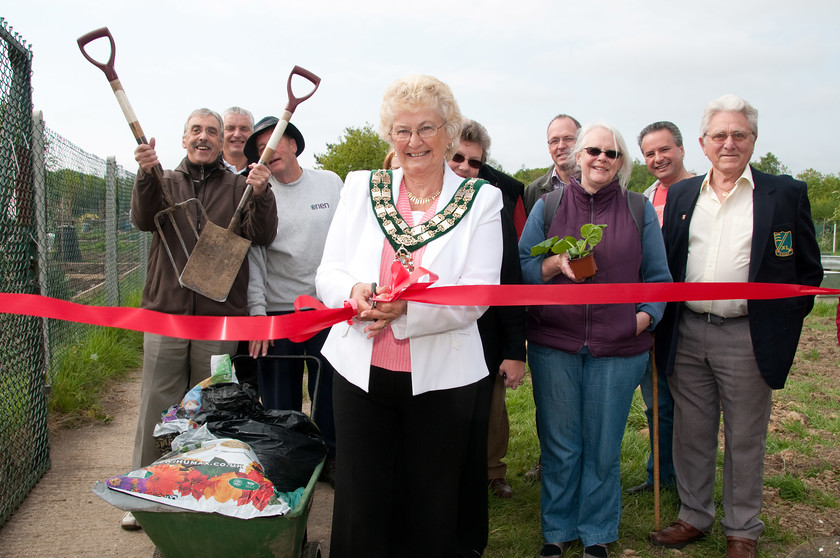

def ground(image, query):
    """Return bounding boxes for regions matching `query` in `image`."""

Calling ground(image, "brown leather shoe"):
[524,461,542,483]
[489,477,514,498]
[726,536,757,558]
[649,519,706,548]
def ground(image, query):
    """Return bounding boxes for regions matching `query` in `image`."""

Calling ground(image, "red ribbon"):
[1,282,838,342]
[372,262,438,303]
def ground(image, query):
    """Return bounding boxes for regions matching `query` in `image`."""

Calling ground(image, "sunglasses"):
[583,147,622,160]
[451,152,482,169]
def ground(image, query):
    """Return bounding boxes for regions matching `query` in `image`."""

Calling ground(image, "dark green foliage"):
[513,166,551,185]
[313,124,391,181]
[753,152,791,176]
[627,159,655,193]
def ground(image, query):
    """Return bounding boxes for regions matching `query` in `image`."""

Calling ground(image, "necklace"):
[406,188,442,205]
[719,185,735,198]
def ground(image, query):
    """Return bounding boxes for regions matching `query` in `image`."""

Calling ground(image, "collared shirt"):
[685,166,754,317]
[651,181,669,227]
[549,166,571,191]
[222,158,248,175]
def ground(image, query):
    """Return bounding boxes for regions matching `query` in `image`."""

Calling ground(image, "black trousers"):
[457,370,495,556]
[330,367,478,558]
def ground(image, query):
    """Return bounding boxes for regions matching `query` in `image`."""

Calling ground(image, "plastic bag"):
[152,416,192,456]
[203,411,327,492]
[180,354,240,419]
[169,423,218,454]
[193,382,263,422]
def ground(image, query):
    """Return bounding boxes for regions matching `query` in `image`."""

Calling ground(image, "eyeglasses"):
[548,136,577,147]
[583,147,622,160]
[704,130,753,144]
[451,152,482,169]
[391,122,446,142]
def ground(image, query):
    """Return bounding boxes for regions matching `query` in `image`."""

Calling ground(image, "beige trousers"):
[132,333,238,469]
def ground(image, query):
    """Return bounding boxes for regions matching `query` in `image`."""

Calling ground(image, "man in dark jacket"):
[650,95,822,558]
[123,108,277,530]
[449,118,527,557]
[523,114,581,216]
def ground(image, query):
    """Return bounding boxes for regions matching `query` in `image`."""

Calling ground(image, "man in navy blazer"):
[650,95,822,558]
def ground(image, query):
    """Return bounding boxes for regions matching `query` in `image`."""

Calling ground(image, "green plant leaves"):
[530,224,607,259]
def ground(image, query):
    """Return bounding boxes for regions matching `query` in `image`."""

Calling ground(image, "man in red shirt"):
[625,121,694,495]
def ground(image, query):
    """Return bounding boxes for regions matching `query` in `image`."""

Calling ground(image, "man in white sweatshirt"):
[244,116,343,485]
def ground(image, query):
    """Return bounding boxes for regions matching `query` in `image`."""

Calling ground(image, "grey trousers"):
[132,333,238,469]
[668,310,772,539]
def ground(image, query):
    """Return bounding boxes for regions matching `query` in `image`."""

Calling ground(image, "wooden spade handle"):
[77,27,171,206]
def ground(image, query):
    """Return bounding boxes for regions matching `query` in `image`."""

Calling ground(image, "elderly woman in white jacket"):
[316,75,503,558]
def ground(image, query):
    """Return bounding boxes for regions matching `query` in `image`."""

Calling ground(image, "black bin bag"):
[193,383,327,492]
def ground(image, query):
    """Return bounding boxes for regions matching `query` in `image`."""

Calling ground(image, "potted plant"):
[531,223,607,279]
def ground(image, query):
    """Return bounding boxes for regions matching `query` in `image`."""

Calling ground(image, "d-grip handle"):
[233,65,320,232]
[256,65,322,167]
[77,27,118,81]
[77,26,169,206]
[285,65,321,113]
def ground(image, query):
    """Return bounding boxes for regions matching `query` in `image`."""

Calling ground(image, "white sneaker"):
[120,511,141,531]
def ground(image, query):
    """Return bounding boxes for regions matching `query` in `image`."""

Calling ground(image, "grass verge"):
[48,290,144,427]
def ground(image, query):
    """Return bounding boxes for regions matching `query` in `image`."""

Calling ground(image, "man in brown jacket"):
[123,108,277,530]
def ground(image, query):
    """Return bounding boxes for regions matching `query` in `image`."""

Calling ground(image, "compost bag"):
[193,383,327,492]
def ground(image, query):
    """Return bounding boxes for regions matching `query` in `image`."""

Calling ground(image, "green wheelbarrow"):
[135,455,324,558]
[136,354,326,558]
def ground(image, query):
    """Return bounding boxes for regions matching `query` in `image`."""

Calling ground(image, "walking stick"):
[651,345,661,530]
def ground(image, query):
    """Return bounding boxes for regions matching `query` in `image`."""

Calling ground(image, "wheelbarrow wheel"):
[301,540,322,558]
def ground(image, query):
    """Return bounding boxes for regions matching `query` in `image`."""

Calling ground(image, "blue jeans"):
[529,343,647,547]
[639,355,676,486]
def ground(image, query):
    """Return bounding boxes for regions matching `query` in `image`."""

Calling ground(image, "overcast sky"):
[5,0,839,178]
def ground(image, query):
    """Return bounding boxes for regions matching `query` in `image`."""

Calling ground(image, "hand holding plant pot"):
[531,223,607,280]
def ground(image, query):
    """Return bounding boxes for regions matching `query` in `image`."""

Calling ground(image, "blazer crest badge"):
[773,230,793,257]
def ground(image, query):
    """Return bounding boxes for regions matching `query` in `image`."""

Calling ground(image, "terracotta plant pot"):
[569,253,597,279]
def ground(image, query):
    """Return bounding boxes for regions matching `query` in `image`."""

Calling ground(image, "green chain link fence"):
[0,18,146,527]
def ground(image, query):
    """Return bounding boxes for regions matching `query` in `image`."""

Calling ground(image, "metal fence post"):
[32,110,51,384]
[105,156,119,306]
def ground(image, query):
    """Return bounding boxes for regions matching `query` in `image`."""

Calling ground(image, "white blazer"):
[316,165,503,395]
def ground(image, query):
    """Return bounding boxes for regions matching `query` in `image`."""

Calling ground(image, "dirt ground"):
[0,314,837,557]
[760,313,840,550]
[0,370,334,558]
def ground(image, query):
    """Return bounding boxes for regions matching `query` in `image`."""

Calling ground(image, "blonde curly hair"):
[378,75,463,160]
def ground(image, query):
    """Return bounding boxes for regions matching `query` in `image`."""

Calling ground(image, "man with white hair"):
[649,95,822,558]
[222,106,254,174]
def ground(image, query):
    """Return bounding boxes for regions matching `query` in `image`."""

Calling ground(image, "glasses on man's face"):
[391,122,446,142]
[548,136,577,147]
[583,147,622,160]
[451,152,482,169]
[704,130,753,144]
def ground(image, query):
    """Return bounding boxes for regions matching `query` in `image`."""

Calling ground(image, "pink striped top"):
[370,182,440,372]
